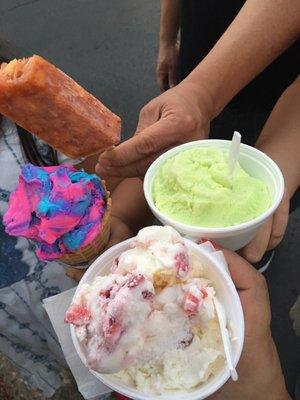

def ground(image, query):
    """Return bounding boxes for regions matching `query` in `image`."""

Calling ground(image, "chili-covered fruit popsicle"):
[0,55,121,158]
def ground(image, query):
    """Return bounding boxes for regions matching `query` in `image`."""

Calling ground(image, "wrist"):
[256,338,288,400]
[175,80,216,122]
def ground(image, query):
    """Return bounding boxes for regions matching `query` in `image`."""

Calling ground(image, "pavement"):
[0,1,299,399]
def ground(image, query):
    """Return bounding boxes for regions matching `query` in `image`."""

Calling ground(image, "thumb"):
[98,117,179,169]
[96,146,173,178]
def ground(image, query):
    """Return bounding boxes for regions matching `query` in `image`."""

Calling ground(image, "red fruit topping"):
[127,274,145,288]
[201,288,208,298]
[178,333,194,349]
[142,290,154,300]
[104,315,122,345]
[100,287,112,298]
[175,251,190,278]
[184,291,203,316]
[65,304,91,326]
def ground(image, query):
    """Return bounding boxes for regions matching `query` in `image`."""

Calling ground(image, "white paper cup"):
[144,140,284,251]
[70,237,244,400]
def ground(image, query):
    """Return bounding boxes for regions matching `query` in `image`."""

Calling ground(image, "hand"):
[96,82,213,178]
[66,215,133,282]
[208,250,289,400]
[156,40,179,92]
[240,189,290,263]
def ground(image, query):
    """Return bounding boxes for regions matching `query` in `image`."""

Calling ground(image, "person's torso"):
[179,0,300,112]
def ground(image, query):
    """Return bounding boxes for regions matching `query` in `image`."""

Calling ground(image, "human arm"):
[255,76,300,198]
[157,0,180,91]
[97,0,300,178]
[184,0,300,117]
[208,250,291,400]
[241,76,300,263]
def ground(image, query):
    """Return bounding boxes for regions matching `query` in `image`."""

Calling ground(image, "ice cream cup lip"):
[70,236,245,400]
[144,139,285,234]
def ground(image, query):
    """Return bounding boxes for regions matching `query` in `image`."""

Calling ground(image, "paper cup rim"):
[143,140,285,234]
[70,236,245,400]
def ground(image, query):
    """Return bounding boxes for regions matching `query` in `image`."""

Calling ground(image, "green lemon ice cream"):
[152,147,271,227]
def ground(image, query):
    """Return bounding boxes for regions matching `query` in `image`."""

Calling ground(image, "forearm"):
[159,0,180,45]
[256,76,300,198]
[182,0,300,118]
[111,178,153,234]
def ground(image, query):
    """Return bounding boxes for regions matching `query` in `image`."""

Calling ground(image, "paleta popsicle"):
[0,55,121,158]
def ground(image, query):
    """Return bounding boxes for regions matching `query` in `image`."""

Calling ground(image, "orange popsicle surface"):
[0,55,121,158]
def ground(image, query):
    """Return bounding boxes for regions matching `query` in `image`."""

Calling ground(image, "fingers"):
[240,191,290,263]
[168,66,178,89]
[97,117,179,171]
[135,102,160,134]
[157,70,169,92]
[96,145,175,178]
[222,249,260,291]
[268,190,290,250]
[223,249,271,338]
[157,68,177,92]
[66,267,85,282]
[239,218,273,263]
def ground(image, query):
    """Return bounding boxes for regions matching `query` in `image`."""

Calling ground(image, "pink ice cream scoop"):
[3,163,107,260]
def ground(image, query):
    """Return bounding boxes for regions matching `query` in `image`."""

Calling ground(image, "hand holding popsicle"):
[96,82,212,178]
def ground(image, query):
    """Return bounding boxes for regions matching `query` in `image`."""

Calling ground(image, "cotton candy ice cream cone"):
[60,196,111,266]
[3,163,111,267]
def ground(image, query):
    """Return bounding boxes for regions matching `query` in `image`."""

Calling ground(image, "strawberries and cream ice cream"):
[65,226,224,393]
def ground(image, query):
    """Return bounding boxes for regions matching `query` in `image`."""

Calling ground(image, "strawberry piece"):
[65,304,91,326]
[174,251,190,278]
[184,288,203,316]
[106,316,122,341]
[99,287,113,298]
[127,274,145,288]
[142,290,154,299]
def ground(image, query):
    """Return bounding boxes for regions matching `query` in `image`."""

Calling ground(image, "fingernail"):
[210,240,221,250]
[198,238,221,250]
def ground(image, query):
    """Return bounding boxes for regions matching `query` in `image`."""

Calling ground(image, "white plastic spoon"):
[213,297,238,381]
[228,131,242,179]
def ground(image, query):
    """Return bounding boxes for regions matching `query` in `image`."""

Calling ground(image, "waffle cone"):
[60,182,111,266]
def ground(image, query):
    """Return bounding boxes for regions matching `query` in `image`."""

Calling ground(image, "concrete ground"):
[0,1,299,399]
